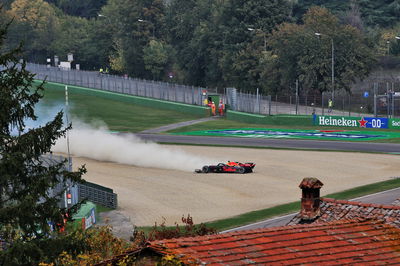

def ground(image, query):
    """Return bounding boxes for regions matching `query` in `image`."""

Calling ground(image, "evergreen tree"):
[0,21,85,264]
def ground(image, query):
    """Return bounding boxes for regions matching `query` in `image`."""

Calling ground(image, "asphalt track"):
[135,133,400,153]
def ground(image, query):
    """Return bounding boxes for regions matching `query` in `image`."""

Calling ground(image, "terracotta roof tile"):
[392,198,400,206]
[148,219,400,265]
[288,197,400,227]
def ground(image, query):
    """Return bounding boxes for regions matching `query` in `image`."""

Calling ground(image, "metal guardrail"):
[26,63,400,117]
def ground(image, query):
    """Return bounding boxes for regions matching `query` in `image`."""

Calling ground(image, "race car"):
[195,161,255,174]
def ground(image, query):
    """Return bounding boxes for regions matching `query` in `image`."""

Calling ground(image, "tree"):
[0,21,85,264]
[164,0,290,90]
[100,0,166,78]
[44,0,107,18]
[6,0,61,62]
[341,0,364,31]
[292,0,400,29]
[267,6,375,95]
[143,39,170,80]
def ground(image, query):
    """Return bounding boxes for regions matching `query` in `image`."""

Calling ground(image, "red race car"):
[196,161,255,174]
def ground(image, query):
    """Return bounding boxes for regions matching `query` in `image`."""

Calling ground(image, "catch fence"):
[227,85,400,118]
[27,63,400,117]
[27,63,206,106]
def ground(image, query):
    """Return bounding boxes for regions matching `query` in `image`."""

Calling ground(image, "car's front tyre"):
[202,166,209,173]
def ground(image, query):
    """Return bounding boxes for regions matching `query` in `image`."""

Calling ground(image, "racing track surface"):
[135,133,400,153]
[74,146,400,227]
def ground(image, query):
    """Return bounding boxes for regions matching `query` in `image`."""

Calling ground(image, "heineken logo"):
[317,115,389,129]
[318,116,358,127]
[392,120,400,127]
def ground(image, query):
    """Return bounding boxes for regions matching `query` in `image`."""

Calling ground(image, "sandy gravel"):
[72,145,400,226]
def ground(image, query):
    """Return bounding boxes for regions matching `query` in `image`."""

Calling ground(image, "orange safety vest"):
[218,102,224,114]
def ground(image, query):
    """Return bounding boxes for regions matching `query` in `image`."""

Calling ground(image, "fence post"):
[183,85,186,103]
[268,95,271,115]
[373,82,377,117]
[348,93,351,117]
[305,95,308,115]
[386,82,389,118]
[175,84,177,102]
[321,92,325,116]
[342,95,345,116]
[295,79,299,115]
[392,82,395,118]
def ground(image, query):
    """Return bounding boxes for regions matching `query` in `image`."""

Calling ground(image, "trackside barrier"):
[316,115,400,130]
[36,80,210,117]
[27,63,205,106]
[78,181,118,209]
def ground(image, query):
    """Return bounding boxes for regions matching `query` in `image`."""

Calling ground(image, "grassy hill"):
[40,86,204,132]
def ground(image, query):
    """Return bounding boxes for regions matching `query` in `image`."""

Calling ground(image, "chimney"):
[299,177,323,221]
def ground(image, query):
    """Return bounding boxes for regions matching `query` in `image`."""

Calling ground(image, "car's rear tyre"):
[238,167,245,174]
[202,166,209,173]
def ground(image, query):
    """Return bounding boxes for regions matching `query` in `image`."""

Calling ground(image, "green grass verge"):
[166,118,400,143]
[167,118,400,134]
[137,177,400,233]
[226,111,312,126]
[95,204,113,224]
[39,84,204,133]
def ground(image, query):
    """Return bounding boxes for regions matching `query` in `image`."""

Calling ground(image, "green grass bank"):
[34,80,206,132]
[35,80,209,117]
[226,110,313,127]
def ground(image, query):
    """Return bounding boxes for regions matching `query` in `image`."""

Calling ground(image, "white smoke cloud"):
[52,122,213,172]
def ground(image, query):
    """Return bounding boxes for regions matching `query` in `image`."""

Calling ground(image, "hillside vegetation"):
[1,0,399,95]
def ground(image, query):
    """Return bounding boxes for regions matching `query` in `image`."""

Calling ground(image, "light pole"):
[138,19,154,38]
[315,32,335,102]
[386,37,400,56]
[98,14,108,20]
[386,40,391,55]
[248,28,266,51]
[395,36,400,55]
[98,14,112,25]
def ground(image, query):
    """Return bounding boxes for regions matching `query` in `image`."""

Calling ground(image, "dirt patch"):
[72,145,400,227]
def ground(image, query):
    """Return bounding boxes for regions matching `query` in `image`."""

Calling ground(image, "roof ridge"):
[321,197,400,210]
[150,219,385,247]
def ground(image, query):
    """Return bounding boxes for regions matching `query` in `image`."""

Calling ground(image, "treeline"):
[1,0,400,94]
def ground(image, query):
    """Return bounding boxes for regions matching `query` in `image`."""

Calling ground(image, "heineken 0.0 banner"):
[316,115,389,129]
[390,118,400,129]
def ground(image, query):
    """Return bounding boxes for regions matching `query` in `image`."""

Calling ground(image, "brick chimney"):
[299,177,324,221]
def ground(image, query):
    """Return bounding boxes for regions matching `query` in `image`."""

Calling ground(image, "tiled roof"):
[392,198,400,206]
[149,219,400,265]
[288,198,400,227]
